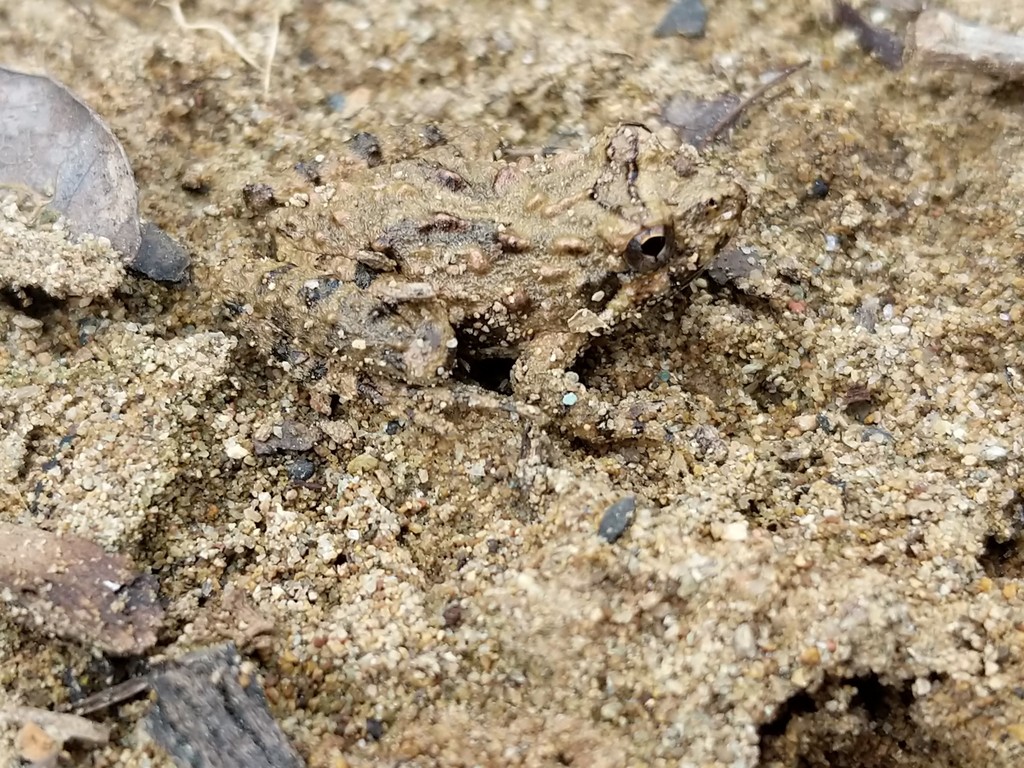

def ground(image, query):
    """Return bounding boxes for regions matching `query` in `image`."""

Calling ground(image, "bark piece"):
[143,643,305,768]
[907,9,1024,80]
[0,522,163,655]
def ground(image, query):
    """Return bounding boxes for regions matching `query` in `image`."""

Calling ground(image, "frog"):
[218,123,746,441]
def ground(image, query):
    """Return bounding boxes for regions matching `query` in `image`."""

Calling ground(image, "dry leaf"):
[0,66,141,260]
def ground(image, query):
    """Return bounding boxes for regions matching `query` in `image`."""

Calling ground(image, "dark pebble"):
[365,717,384,741]
[300,277,340,309]
[293,159,323,185]
[598,495,636,543]
[442,603,463,628]
[706,247,761,287]
[130,222,191,283]
[807,177,830,199]
[421,124,447,147]
[241,183,279,215]
[77,317,101,346]
[653,0,708,39]
[348,132,383,167]
[385,419,403,435]
[288,459,315,482]
[354,262,377,290]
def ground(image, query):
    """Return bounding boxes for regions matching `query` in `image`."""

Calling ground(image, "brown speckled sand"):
[2,1,1024,766]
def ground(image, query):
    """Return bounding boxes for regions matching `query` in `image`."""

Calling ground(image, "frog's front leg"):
[511,332,685,442]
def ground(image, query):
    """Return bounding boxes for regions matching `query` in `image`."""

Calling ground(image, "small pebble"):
[254,419,317,455]
[733,622,757,658]
[981,444,1008,463]
[442,603,463,628]
[347,453,380,474]
[348,132,383,167]
[854,300,878,332]
[179,163,209,193]
[792,414,819,433]
[11,314,42,330]
[800,646,821,666]
[862,426,894,443]
[130,222,191,283]
[653,0,708,39]
[224,438,250,460]
[325,93,346,112]
[598,496,636,543]
[706,247,761,286]
[288,459,315,482]
[912,677,933,697]
[719,520,748,542]
[661,92,740,148]
[807,177,830,199]
[241,183,278,215]
[562,392,579,407]
[15,722,58,765]
[365,718,384,741]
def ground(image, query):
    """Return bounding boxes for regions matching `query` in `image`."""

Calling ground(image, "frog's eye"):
[623,223,675,273]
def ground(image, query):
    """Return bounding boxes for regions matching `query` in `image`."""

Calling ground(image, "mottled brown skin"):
[222,124,745,439]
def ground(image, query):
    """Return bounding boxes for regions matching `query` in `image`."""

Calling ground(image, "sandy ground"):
[2,0,1024,766]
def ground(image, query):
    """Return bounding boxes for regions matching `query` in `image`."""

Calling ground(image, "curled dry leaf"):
[0,522,163,656]
[0,66,140,261]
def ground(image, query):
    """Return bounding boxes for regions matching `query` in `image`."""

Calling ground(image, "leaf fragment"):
[0,66,141,261]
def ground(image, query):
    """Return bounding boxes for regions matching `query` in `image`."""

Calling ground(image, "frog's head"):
[594,124,746,288]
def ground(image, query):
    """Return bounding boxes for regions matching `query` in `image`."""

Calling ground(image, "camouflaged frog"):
[220,124,745,440]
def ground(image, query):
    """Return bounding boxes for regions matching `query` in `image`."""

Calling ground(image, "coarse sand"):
[2,1,1024,766]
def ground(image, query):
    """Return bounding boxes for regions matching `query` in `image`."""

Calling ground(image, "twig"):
[907,9,1024,80]
[262,8,282,96]
[702,60,811,147]
[65,677,153,716]
[162,1,286,97]
[162,0,262,71]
